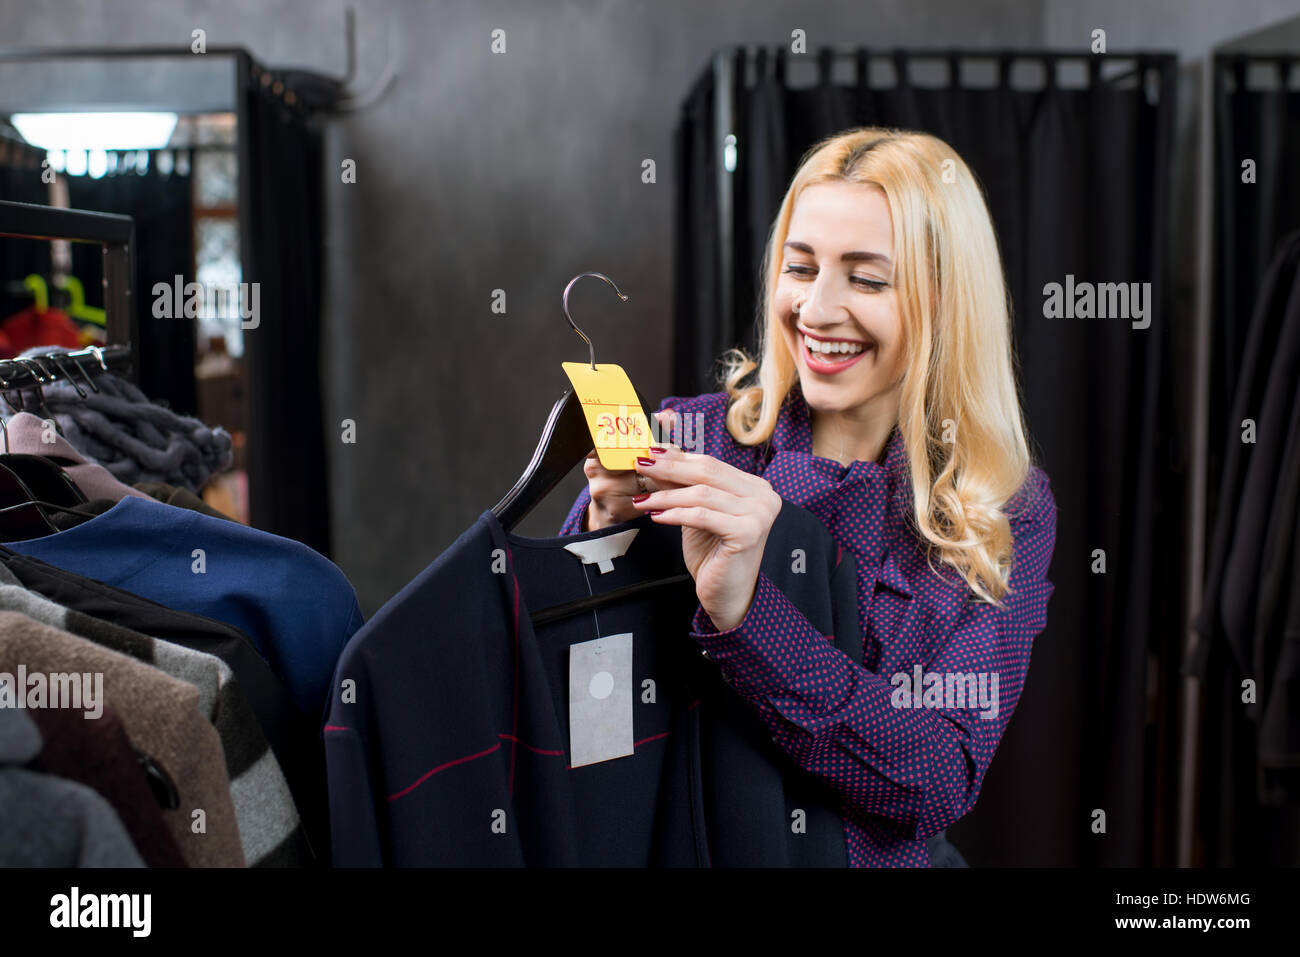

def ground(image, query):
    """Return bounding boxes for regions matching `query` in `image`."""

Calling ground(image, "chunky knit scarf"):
[7,347,232,494]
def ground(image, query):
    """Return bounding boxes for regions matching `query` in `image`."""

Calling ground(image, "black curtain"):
[238,60,331,558]
[65,150,195,415]
[0,136,53,316]
[1212,56,1300,460]
[674,48,1182,866]
[1192,54,1300,866]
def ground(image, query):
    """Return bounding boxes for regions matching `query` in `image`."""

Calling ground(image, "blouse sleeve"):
[557,485,592,536]
[688,473,1058,841]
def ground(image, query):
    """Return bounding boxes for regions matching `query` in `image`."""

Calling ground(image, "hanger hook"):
[22,356,51,384]
[71,351,100,393]
[48,354,86,399]
[562,272,629,372]
[15,359,50,422]
[0,366,10,453]
[0,361,25,416]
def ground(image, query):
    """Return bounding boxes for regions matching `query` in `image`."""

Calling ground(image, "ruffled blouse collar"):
[758,380,914,570]
[765,380,908,477]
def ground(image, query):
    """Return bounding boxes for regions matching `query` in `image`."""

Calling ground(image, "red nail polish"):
[636,456,655,466]
[632,493,650,503]
[648,510,663,516]
[649,446,667,454]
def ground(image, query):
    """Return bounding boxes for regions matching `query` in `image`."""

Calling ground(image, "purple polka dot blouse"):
[559,382,1058,866]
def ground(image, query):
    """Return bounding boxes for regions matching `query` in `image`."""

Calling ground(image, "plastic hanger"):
[0,366,94,540]
[0,453,87,510]
[53,275,106,328]
[0,360,87,508]
[0,456,59,540]
[491,273,650,532]
[490,274,692,627]
[21,275,48,314]
[530,572,694,626]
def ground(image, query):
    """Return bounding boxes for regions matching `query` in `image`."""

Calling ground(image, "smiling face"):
[776,180,907,430]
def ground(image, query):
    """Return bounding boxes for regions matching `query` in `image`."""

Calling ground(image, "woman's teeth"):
[803,334,867,358]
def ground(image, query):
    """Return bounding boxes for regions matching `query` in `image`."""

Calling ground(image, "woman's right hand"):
[583,409,680,531]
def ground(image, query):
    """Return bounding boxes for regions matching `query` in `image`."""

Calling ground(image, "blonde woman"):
[560,127,1058,867]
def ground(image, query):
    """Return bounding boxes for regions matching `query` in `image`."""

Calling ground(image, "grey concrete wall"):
[1041,0,1300,55]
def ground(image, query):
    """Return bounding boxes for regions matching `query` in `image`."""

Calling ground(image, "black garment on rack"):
[1214,234,1300,683]
[1190,230,1300,863]
[0,547,331,865]
[0,138,52,317]
[1190,232,1300,680]
[695,501,858,867]
[1255,384,1300,804]
[325,499,854,867]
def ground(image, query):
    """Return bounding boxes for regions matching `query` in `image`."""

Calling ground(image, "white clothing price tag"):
[568,632,634,768]
[562,528,639,573]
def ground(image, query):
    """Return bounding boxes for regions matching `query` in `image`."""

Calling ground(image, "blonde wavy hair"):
[719,127,1035,606]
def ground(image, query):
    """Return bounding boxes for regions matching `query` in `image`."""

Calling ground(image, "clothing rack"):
[0,199,136,369]
[0,344,132,393]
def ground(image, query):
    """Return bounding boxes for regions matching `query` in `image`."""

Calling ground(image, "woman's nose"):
[796,276,845,322]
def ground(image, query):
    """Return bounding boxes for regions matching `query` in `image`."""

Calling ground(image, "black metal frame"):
[0,41,352,105]
[0,41,350,554]
[0,43,338,403]
[0,199,136,365]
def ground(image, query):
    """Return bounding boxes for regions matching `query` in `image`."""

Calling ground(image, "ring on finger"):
[636,473,648,493]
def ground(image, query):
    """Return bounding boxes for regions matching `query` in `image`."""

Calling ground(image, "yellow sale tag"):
[561,362,652,470]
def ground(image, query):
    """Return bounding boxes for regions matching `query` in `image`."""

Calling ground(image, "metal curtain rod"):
[727,45,1177,94]
[729,44,1177,65]
[1216,51,1300,63]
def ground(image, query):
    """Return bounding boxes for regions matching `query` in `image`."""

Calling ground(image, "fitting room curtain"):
[238,59,331,558]
[1212,56,1300,454]
[674,47,1181,866]
[65,150,196,416]
[0,136,52,312]
[0,144,195,415]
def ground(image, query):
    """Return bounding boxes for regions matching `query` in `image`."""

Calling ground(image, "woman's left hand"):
[632,444,783,632]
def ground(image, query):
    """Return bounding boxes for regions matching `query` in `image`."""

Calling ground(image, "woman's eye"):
[782,264,889,292]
